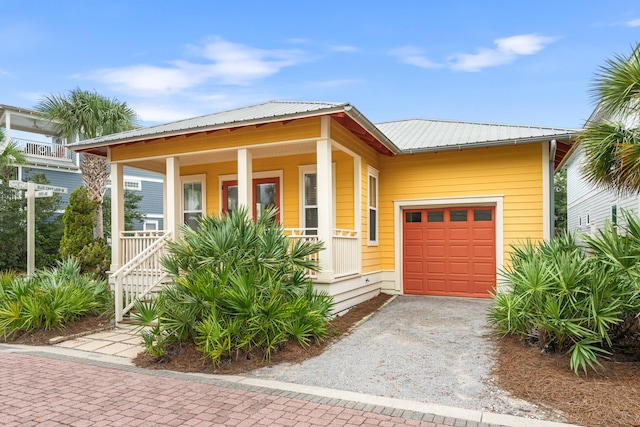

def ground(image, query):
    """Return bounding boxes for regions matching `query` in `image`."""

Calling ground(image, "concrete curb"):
[0,343,582,427]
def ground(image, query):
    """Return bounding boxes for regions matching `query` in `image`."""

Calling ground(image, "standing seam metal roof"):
[375,118,578,151]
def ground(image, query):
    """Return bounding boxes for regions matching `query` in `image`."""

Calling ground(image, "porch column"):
[238,148,253,219]
[316,137,334,281]
[110,161,125,272]
[4,112,10,143]
[166,156,181,233]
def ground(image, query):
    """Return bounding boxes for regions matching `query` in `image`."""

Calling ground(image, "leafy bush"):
[136,207,333,363]
[59,187,110,275]
[0,258,113,338]
[490,216,640,374]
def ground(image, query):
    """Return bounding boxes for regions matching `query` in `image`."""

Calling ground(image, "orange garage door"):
[403,207,495,297]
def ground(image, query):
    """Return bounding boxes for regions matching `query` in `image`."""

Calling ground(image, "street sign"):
[34,184,68,194]
[35,190,54,198]
[9,180,27,190]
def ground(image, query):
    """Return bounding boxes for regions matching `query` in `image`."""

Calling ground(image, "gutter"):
[397,132,577,155]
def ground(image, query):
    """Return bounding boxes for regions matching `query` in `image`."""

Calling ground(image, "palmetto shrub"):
[136,207,333,363]
[489,215,640,374]
[0,258,113,338]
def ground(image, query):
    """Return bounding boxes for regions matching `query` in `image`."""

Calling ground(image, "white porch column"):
[238,148,253,218]
[316,134,334,281]
[166,156,181,233]
[110,161,125,272]
[4,112,10,143]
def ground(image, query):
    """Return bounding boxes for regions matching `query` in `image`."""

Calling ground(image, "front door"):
[222,177,281,222]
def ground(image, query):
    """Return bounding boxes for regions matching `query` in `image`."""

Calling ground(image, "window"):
[368,167,378,245]
[405,212,422,223]
[450,210,468,222]
[106,177,142,191]
[143,221,158,231]
[474,209,492,221]
[182,175,206,231]
[612,205,618,226]
[222,176,281,222]
[303,172,318,234]
[427,211,444,222]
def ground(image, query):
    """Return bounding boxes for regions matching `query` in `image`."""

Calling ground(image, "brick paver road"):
[0,352,459,427]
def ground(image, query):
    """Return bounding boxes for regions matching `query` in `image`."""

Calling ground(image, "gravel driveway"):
[249,295,545,417]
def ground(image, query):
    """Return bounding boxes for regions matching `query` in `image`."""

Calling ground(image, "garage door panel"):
[403,206,495,297]
[426,261,445,273]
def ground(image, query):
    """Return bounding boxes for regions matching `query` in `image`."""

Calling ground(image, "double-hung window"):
[182,175,206,231]
[368,167,378,245]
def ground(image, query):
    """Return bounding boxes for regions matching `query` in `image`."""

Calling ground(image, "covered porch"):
[109,116,364,321]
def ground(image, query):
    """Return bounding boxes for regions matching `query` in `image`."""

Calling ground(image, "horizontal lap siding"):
[330,120,382,274]
[180,151,354,232]
[111,117,321,161]
[379,144,544,269]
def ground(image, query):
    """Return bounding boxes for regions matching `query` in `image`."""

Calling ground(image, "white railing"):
[333,229,359,278]
[284,228,319,279]
[112,231,173,322]
[12,137,76,163]
[284,228,360,279]
[121,230,167,265]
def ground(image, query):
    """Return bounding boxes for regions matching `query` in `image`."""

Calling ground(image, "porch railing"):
[12,137,76,164]
[284,228,360,279]
[284,228,319,279]
[121,230,168,265]
[112,230,172,322]
[333,229,359,278]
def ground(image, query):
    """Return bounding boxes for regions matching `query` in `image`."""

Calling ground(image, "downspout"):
[549,139,557,238]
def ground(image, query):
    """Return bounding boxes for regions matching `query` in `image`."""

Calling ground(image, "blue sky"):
[2,1,640,129]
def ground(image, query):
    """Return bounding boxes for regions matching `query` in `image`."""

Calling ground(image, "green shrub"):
[0,258,113,338]
[490,216,640,374]
[135,207,333,363]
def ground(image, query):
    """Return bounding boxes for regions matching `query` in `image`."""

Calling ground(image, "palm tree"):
[36,88,137,239]
[0,129,26,179]
[579,44,640,194]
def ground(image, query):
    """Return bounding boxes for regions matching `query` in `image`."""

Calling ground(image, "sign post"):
[9,181,67,275]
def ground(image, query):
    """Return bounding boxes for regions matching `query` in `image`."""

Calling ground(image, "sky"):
[2,0,640,130]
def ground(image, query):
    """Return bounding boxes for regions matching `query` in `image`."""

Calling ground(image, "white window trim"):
[367,166,379,246]
[181,174,207,226]
[218,170,284,222]
[106,176,142,191]
[143,220,159,231]
[298,164,336,230]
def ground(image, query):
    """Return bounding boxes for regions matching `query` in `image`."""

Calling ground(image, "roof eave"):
[68,104,355,152]
[398,132,577,155]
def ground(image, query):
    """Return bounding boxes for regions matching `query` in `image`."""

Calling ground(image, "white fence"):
[332,229,359,277]
[121,230,168,265]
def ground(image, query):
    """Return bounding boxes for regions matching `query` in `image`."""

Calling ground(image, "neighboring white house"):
[565,144,639,234]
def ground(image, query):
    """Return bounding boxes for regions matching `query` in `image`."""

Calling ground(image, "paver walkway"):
[53,326,144,358]
[0,351,475,427]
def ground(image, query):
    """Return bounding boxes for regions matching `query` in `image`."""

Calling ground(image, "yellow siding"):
[180,151,354,231]
[111,117,321,161]
[330,120,382,274]
[378,143,544,270]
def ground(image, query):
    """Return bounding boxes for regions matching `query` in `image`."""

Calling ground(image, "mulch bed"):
[0,316,113,346]
[134,293,393,375]
[491,334,640,427]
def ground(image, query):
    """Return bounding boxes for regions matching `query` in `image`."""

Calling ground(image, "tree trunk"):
[80,153,109,240]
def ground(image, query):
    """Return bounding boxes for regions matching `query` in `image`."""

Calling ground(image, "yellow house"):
[70,101,576,322]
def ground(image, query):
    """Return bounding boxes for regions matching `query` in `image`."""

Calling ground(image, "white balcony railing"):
[284,228,320,279]
[12,137,76,163]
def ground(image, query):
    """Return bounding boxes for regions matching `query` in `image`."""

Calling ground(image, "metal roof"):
[376,118,578,152]
[68,101,350,148]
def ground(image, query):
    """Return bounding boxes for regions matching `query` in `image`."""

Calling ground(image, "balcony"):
[12,137,77,168]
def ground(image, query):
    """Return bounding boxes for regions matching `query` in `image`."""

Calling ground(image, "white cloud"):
[81,37,307,96]
[389,46,443,69]
[449,34,557,72]
[0,68,10,76]
[627,18,640,27]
